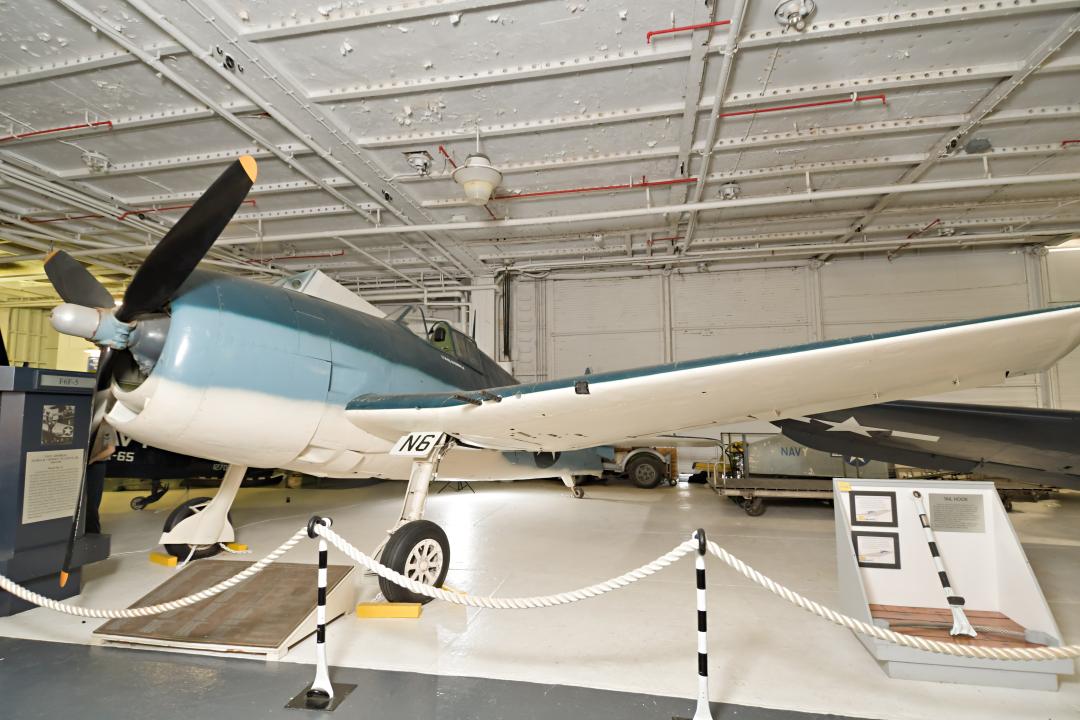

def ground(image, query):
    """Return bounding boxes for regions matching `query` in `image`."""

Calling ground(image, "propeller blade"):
[116,156,257,323]
[59,347,116,585]
[43,250,115,308]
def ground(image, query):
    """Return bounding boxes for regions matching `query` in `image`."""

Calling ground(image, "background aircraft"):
[43,156,1080,602]
[776,401,1080,491]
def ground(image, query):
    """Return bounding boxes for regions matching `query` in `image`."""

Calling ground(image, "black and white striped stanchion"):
[911,492,977,638]
[287,516,350,712]
[675,529,715,720]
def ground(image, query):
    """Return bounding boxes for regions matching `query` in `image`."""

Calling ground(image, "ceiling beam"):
[822,9,1080,258]
[737,0,1080,49]
[54,0,388,244]
[71,170,1080,250]
[0,42,184,88]
[241,0,532,42]
[140,0,483,278]
[663,0,724,237]
[310,44,717,103]
[48,144,311,181]
[355,56,1079,149]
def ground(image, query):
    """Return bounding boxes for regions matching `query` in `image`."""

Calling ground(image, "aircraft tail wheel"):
[572,486,586,499]
[379,520,450,604]
[162,497,231,560]
[130,496,148,511]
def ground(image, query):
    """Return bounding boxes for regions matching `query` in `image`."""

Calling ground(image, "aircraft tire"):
[627,454,666,489]
[742,497,767,517]
[162,497,231,561]
[379,520,450,604]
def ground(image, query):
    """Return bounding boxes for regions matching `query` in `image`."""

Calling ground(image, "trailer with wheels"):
[697,433,888,516]
[603,447,676,489]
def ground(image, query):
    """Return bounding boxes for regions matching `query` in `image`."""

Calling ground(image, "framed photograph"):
[852,531,901,569]
[849,490,897,527]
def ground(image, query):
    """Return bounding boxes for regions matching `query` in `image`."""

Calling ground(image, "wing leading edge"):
[346,305,1080,452]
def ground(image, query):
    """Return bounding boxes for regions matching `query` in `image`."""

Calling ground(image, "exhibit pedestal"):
[0,367,110,616]
[833,478,1072,690]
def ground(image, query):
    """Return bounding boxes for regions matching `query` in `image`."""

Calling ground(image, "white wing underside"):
[345,307,1080,453]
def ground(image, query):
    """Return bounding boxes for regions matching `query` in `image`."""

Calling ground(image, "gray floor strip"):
[0,637,866,720]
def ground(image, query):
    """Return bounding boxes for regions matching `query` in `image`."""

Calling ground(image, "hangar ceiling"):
[1,0,1079,305]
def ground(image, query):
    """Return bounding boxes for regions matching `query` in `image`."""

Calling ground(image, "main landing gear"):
[377,439,455,604]
[158,464,245,561]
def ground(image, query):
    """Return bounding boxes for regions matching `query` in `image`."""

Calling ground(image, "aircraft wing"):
[345,306,1080,453]
[776,400,1080,490]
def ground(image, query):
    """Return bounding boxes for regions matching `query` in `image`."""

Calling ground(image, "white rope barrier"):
[703,540,1080,662]
[0,528,308,619]
[2,519,1080,664]
[316,523,698,608]
[312,526,1080,662]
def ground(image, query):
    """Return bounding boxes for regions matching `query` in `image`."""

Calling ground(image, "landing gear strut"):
[158,464,245,561]
[379,439,455,604]
[560,473,586,499]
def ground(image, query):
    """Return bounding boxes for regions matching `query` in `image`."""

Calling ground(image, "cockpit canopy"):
[428,321,487,374]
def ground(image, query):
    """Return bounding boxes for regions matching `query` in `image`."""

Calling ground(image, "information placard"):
[852,531,901,569]
[850,490,897,527]
[21,449,84,524]
[928,493,985,533]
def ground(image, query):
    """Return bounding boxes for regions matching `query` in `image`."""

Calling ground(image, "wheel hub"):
[404,538,444,585]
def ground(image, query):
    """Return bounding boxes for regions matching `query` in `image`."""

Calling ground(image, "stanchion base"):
[285,683,356,712]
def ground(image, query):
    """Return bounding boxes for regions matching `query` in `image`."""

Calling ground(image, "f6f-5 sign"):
[391,432,446,457]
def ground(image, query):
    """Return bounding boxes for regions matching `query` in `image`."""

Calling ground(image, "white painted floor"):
[1,479,1078,720]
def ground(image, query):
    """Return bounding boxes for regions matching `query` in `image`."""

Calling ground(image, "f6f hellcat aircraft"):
[44,156,1080,602]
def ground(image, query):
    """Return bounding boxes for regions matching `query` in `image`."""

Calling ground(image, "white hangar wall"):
[1046,248,1080,410]
[507,247,1070,409]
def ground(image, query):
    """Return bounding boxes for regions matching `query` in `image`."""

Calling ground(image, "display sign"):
[849,490,897,526]
[21,449,85,524]
[37,374,95,390]
[928,493,985,533]
[851,531,901,569]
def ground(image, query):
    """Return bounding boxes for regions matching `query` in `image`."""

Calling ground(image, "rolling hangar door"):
[509,248,1061,408]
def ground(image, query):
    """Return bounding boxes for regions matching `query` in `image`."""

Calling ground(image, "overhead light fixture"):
[719,182,741,200]
[451,153,502,205]
[403,150,433,175]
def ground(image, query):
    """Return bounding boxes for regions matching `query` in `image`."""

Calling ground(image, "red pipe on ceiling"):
[0,120,113,143]
[493,176,696,202]
[717,94,887,120]
[647,20,731,44]
[437,145,459,169]
[906,218,941,240]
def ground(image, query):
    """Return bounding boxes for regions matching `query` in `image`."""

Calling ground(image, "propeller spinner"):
[43,155,258,585]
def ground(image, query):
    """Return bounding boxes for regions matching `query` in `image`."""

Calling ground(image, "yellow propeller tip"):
[44,249,59,263]
[239,155,258,183]
[59,571,69,588]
